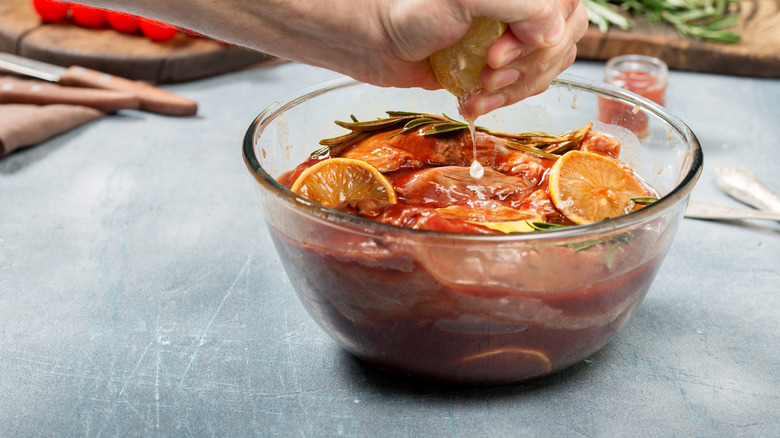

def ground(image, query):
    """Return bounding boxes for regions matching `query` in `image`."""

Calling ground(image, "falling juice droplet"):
[470,158,484,179]
[467,119,484,178]
[459,98,483,179]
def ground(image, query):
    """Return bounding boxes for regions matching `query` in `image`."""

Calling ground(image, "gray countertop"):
[1,60,778,437]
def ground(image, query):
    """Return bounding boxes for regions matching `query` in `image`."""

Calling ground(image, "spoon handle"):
[715,166,780,212]
[685,201,780,221]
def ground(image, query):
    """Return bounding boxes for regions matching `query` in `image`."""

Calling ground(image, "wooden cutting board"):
[576,0,780,77]
[0,0,274,83]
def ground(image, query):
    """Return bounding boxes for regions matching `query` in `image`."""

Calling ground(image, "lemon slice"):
[291,158,397,207]
[429,17,507,98]
[549,150,648,225]
[460,347,552,375]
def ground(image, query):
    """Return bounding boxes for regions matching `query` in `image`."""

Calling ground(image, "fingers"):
[507,0,580,47]
[465,0,587,116]
[486,31,534,70]
[486,0,582,70]
[471,0,580,49]
[375,0,583,92]
[508,9,565,48]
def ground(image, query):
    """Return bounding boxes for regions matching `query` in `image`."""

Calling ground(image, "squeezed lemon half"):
[429,17,507,99]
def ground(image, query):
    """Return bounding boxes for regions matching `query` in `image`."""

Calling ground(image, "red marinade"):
[269,117,666,384]
[281,120,648,232]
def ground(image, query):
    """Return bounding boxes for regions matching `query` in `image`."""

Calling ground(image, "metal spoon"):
[684,166,780,221]
[685,201,780,221]
[714,166,780,212]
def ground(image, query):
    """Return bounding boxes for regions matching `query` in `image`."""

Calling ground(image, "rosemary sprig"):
[583,0,632,32]
[582,0,741,43]
[571,232,633,250]
[544,123,593,155]
[527,221,567,231]
[386,114,469,138]
[505,141,562,161]
[631,196,659,205]
[627,196,659,210]
[570,232,633,268]
[315,111,593,160]
[570,240,603,251]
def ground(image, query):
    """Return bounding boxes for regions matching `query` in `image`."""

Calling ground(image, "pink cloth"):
[0,103,104,157]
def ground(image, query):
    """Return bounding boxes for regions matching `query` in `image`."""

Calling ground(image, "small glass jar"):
[598,55,669,138]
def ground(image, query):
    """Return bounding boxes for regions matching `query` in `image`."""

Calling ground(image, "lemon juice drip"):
[459,100,483,179]
[468,120,484,179]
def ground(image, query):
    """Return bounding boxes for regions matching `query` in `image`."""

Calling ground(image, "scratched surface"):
[0,61,778,437]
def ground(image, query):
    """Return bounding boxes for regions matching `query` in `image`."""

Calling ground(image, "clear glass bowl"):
[243,74,702,384]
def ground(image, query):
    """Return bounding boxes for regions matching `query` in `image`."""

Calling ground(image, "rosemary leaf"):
[570,240,604,251]
[316,112,593,159]
[405,118,440,129]
[309,145,331,159]
[335,115,413,132]
[386,110,434,117]
[581,0,632,32]
[604,241,617,269]
[631,196,659,205]
[584,0,741,44]
[425,123,471,136]
[527,221,567,231]
[617,232,633,245]
[506,141,561,160]
[385,118,439,139]
[545,140,579,155]
[571,232,632,253]
[318,131,364,147]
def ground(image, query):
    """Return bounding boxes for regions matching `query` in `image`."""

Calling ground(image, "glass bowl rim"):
[243,73,703,243]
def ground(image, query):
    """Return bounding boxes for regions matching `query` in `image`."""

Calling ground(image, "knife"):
[0,75,141,113]
[0,52,198,116]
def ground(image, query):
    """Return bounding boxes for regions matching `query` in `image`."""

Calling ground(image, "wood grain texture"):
[577,0,780,77]
[0,0,40,53]
[0,0,273,83]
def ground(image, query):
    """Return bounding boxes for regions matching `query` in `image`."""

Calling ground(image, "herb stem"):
[583,0,741,43]
[316,112,593,160]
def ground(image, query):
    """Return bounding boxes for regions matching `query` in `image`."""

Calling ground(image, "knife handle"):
[0,79,141,113]
[59,66,198,116]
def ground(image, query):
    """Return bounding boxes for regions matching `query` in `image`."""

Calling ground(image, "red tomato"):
[105,10,140,34]
[139,18,178,42]
[70,4,106,28]
[31,0,70,23]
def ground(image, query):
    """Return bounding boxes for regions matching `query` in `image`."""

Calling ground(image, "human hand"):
[69,0,587,118]
[474,0,589,115]
[371,0,588,116]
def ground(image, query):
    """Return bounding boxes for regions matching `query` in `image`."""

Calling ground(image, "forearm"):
[75,1,377,68]
[71,0,586,111]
